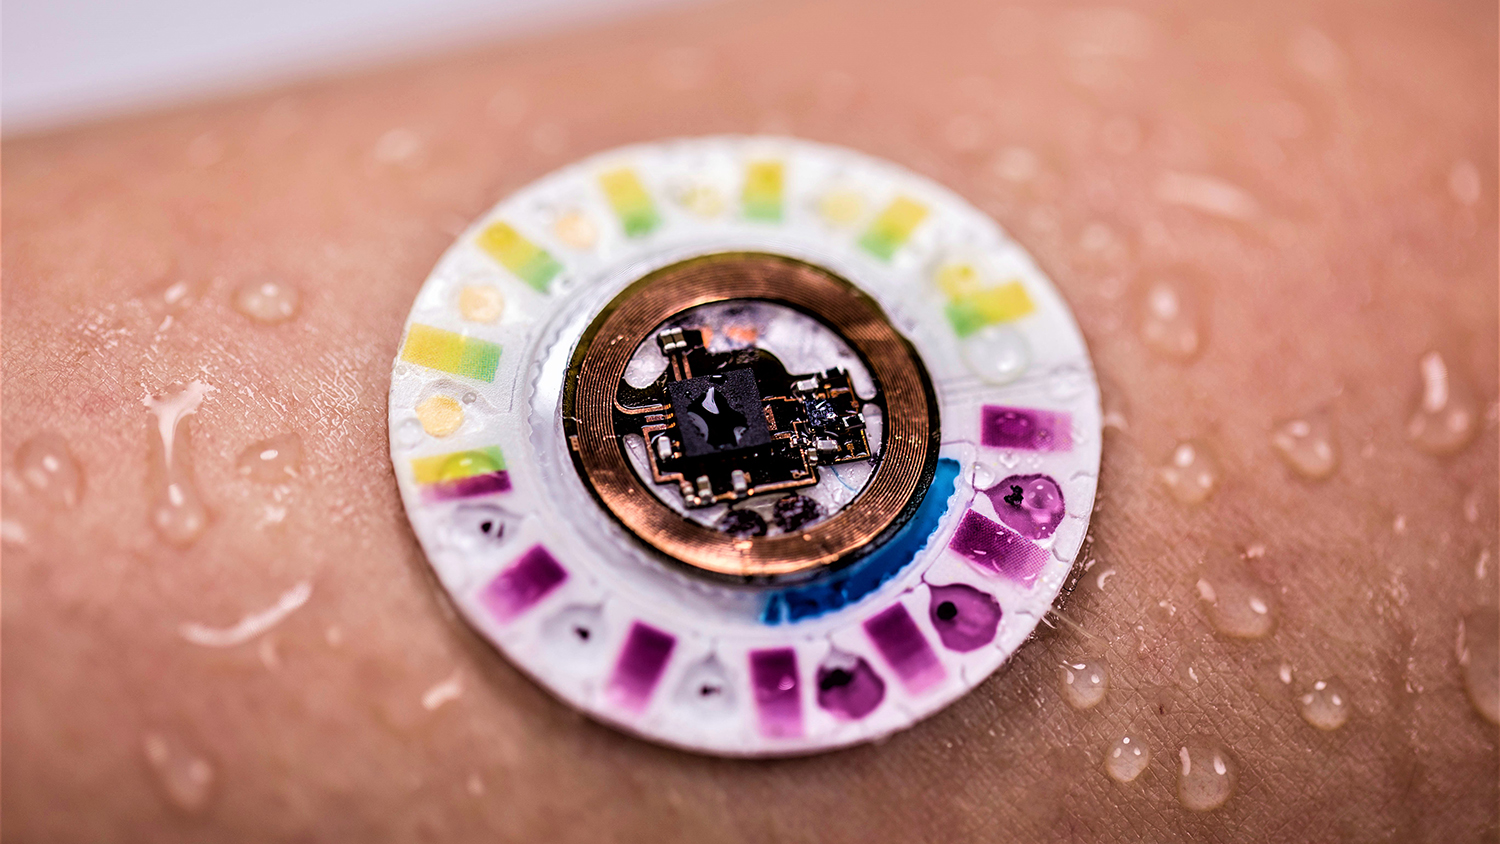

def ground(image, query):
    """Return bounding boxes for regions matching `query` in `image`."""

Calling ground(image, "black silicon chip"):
[666,368,772,457]
[613,324,874,511]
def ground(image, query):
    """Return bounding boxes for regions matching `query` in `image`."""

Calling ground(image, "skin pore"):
[2,0,1496,840]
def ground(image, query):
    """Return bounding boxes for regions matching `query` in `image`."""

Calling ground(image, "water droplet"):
[178,581,312,647]
[1,519,30,546]
[142,731,215,813]
[1174,645,1206,687]
[1407,351,1477,456]
[990,146,1039,183]
[373,127,423,164]
[1159,440,1218,505]
[1449,160,1482,206]
[458,285,504,323]
[818,189,865,226]
[236,433,303,483]
[1177,738,1235,811]
[147,485,201,548]
[1099,377,1130,432]
[144,382,213,547]
[1197,565,1276,639]
[1459,607,1499,724]
[1074,222,1131,275]
[1298,676,1351,730]
[1156,172,1259,220]
[984,473,1065,539]
[1058,656,1109,709]
[1046,363,1089,400]
[961,324,1031,384]
[1288,26,1347,85]
[421,670,464,711]
[395,418,425,449]
[553,211,597,249]
[1463,489,1484,524]
[1271,416,1339,480]
[148,275,200,316]
[1104,734,1150,783]
[970,462,996,488]
[233,279,300,324]
[416,395,464,437]
[15,432,83,507]
[1137,276,1204,360]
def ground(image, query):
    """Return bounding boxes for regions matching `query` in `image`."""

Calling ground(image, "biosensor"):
[389,137,1101,756]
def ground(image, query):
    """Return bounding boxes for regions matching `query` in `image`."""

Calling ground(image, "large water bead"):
[984,473,1065,540]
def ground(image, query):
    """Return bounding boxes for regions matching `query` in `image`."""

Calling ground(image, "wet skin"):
[2,0,1497,840]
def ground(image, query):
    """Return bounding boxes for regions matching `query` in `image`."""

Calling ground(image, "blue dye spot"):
[761,458,961,625]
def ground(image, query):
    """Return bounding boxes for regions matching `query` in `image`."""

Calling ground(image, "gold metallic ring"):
[563,252,939,579]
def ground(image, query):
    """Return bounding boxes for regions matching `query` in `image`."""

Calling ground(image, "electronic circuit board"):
[615,327,873,509]
[389,136,1102,757]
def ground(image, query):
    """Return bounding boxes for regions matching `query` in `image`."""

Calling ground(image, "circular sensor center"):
[618,299,881,538]
[562,253,940,580]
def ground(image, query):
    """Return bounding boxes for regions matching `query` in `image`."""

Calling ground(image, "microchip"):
[613,325,874,509]
[804,396,841,429]
[666,369,772,457]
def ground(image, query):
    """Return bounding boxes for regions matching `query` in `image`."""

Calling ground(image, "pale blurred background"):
[1,0,701,135]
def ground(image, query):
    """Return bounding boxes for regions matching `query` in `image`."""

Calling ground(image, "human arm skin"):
[3,0,1497,841]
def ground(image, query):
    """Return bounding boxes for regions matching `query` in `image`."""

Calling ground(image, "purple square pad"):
[979,405,1073,452]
